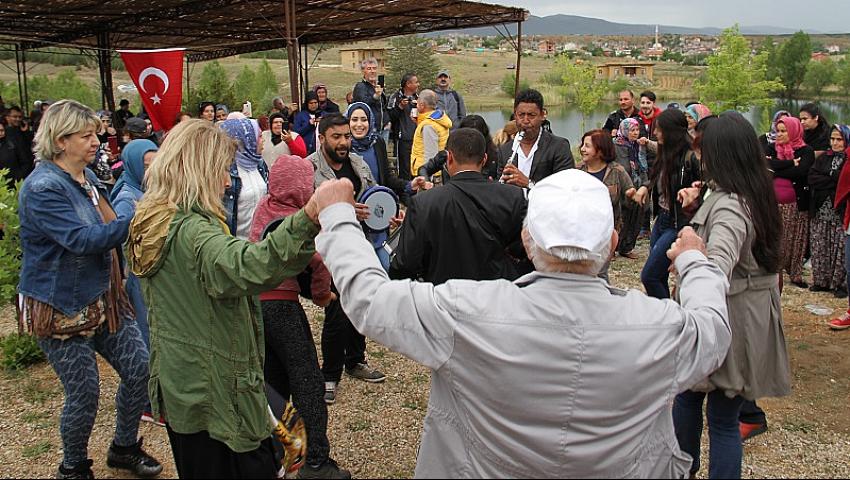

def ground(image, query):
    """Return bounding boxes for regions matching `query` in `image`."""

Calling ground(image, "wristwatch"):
[527,180,535,189]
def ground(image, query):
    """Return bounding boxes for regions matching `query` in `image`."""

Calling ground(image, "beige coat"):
[689,190,791,400]
[260,130,301,168]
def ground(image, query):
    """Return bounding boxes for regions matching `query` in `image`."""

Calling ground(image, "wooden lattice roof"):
[0,0,527,61]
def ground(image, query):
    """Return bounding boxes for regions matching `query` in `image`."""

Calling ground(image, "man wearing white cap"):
[308,170,732,478]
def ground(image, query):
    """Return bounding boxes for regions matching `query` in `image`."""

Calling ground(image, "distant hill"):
[437,14,831,36]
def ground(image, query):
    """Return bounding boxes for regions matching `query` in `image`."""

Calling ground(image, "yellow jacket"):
[411,110,452,177]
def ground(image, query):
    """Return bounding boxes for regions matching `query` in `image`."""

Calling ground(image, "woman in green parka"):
[127,119,321,478]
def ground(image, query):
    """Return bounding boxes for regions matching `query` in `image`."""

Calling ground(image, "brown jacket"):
[689,190,791,400]
[579,162,634,231]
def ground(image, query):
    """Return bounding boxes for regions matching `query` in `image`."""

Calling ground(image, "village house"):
[339,43,389,73]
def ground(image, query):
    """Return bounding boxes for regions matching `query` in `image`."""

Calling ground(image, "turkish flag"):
[118,48,184,132]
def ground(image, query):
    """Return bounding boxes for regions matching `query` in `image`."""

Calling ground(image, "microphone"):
[500,130,525,184]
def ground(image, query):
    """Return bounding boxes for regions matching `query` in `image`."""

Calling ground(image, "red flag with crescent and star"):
[118,48,184,132]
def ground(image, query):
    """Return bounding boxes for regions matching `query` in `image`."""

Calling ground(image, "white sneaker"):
[324,382,337,405]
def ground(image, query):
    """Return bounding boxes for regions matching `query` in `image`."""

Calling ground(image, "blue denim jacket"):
[222,161,269,235]
[18,161,135,316]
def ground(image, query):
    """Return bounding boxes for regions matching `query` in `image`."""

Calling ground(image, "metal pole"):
[21,49,28,110]
[14,45,24,108]
[97,32,116,112]
[514,21,522,98]
[303,42,309,94]
[283,0,300,106]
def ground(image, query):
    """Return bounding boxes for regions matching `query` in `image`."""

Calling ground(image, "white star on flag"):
[150,93,162,104]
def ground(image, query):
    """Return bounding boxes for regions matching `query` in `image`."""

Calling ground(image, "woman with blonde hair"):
[128,119,321,478]
[18,99,161,479]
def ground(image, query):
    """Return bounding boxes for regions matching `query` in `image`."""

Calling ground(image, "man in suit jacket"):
[390,128,528,285]
[498,89,574,189]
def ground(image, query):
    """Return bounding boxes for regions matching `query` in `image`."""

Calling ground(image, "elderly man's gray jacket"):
[317,203,731,479]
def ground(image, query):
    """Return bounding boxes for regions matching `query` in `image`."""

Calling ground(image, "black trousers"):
[262,300,330,465]
[618,202,643,254]
[739,399,767,424]
[166,426,278,479]
[397,139,413,181]
[320,294,366,383]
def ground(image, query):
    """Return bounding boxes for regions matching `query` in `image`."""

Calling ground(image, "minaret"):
[655,25,659,45]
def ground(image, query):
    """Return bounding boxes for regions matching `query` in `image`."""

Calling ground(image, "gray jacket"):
[435,88,466,129]
[689,190,791,400]
[316,203,732,479]
[307,148,375,200]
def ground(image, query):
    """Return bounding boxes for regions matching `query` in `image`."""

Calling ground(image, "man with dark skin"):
[498,89,573,190]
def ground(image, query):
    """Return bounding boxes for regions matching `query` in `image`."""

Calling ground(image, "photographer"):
[387,72,420,180]
[294,91,322,155]
[261,112,307,168]
[352,58,389,143]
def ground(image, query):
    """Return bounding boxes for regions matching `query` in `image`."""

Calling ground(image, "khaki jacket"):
[689,190,791,399]
[307,148,375,200]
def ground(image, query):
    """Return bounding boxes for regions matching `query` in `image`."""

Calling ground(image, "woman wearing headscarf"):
[261,112,307,169]
[221,118,269,240]
[313,84,340,117]
[759,110,791,155]
[829,125,850,330]
[294,91,321,155]
[685,103,712,138]
[614,118,648,259]
[766,116,815,288]
[345,102,409,269]
[809,124,850,297]
[248,155,350,478]
[110,139,161,425]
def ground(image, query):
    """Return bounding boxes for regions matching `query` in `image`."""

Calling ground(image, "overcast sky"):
[494,0,846,33]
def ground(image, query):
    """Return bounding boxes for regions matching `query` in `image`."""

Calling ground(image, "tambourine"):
[358,185,399,233]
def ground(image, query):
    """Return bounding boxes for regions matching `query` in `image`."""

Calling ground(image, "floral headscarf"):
[221,118,264,171]
[615,118,640,146]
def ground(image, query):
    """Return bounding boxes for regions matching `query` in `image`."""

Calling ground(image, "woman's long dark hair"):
[699,112,782,273]
[651,108,691,202]
[459,115,498,166]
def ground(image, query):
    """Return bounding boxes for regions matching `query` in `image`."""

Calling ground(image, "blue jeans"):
[673,390,745,479]
[641,210,679,299]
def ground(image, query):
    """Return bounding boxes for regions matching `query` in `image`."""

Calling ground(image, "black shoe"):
[56,460,94,479]
[106,437,163,478]
[835,288,849,298]
[296,457,352,479]
[809,284,831,292]
[791,279,809,289]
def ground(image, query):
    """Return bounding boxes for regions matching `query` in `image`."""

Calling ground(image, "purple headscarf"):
[616,118,640,146]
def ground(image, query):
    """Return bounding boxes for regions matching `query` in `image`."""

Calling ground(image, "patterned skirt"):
[810,202,847,290]
[779,203,809,282]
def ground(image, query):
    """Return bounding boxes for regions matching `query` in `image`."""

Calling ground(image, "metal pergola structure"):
[0,0,527,113]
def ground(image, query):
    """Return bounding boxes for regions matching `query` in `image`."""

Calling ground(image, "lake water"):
[471,99,850,144]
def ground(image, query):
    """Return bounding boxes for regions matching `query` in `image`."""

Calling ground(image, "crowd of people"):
[7,55,850,479]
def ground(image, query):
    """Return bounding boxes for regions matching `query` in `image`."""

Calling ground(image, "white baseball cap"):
[526,169,614,260]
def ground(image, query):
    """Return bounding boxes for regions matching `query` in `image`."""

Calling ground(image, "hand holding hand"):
[305,178,355,224]
[666,226,707,264]
[633,186,649,206]
[625,187,637,199]
[410,176,432,192]
[638,137,649,146]
[354,202,371,222]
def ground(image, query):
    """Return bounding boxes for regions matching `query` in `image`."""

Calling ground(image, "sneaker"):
[106,437,163,478]
[296,457,351,479]
[620,251,639,260]
[140,412,166,427]
[345,362,386,383]
[637,230,650,240]
[56,460,94,479]
[739,422,768,442]
[324,382,337,405]
[829,311,850,330]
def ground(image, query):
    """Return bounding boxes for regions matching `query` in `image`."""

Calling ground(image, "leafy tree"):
[760,36,782,84]
[776,31,812,98]
[552,57,609,132]
[837,59,850,97]
[803,59,837,97]
[189,61,236,113]
[251,60,280,109]
[695,25,784,113]
[386,36,440,92]
[233,66,256,106]
[500,73,529,99]
[0,175,21,304]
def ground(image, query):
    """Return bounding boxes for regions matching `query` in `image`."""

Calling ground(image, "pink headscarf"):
[775,117,807,160]
[249,155,315,243]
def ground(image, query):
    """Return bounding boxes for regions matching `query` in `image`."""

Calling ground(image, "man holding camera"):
[388,72,420,180]
[352,58,389,143]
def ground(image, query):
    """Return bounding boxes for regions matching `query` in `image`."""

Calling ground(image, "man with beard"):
[602,90,647,138]
[307,113,387,405]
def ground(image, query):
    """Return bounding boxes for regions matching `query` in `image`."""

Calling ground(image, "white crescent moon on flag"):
[138,67,170,94]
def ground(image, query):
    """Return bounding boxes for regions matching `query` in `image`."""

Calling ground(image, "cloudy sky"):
[494,0,846,33]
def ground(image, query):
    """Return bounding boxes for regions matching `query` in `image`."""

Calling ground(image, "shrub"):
[500,73,530,98]
[0,173,21,304]
[1,333,44,370]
